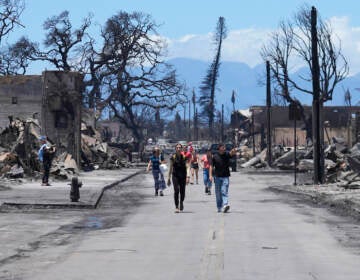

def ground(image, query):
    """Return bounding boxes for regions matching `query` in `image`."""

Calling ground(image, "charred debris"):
[0,117,136,181]
[0,71,137,183]
[232,106,360,189]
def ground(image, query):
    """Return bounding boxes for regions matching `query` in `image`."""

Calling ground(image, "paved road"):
[1,171,360,279]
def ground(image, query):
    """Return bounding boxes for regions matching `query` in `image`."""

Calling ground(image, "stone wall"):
[0,75,42,130]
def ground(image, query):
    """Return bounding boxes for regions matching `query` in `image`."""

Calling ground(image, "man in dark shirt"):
[209,143,237,213]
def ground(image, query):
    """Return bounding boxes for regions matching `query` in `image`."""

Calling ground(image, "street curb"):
[269,185,360,221]
[94,170,144,208]
[1,170,144,210]
[1,202,95,210]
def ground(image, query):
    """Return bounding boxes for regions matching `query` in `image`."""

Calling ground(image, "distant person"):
[187,142,193,153]
[200,148,212,195]
[209,143,237,213]
[167,143,189,213]
[146,147,166,196]
[190,149,199,184]
[181,145,192,185]
[125,147,132,162]
[38,135,56,186]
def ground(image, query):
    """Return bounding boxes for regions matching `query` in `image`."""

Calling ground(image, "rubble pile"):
[81,124,131,170]
[238,136,360,187]
[0,118,132,180]
[0,118,41,179]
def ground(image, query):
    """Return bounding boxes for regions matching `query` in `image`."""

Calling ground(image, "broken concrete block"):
[6,164,24,178]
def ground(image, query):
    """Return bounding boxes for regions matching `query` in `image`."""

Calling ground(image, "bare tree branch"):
[32,10,92,71]
[84,11,185,145]
[261,4,348,105]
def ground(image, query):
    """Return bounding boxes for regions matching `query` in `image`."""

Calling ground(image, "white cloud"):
[165,16,360,76]
[328,16,360,75]
[165,29,271,66]
[178,34,198,43]
[166,33,214,61]
[222,28,271,66]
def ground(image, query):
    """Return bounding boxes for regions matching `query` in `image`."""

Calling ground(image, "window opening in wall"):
[11,97,17,104]
[54,111,68,128]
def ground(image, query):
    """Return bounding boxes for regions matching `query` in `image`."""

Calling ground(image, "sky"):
[7,0,360,75]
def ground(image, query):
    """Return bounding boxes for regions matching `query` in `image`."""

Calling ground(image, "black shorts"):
[191,163,199,169]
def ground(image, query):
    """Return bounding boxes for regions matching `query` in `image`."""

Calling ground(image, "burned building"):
[0,71,83,165]
[0,75,42,129]
[247,105,360,149]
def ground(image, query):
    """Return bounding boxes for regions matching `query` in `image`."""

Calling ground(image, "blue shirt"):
[150,154,164,171]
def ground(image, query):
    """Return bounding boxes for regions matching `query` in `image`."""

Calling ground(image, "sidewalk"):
[0,168,143,209]
[266,175,360,220]
[241,167,360,219]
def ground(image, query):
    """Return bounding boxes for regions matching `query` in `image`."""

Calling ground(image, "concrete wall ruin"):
[0,75,42,129]
[248,105,360,148]
[0,71,83,165]
[41,71,83,165]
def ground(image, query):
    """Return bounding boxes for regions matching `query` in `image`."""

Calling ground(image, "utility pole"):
[192,89,197,141]
[221,104,224,142]
[195,109,198,141]
[345,89,352,148]
[252,108,256,157]
[311,6,324,184]
[188,100,191,140]
[266,61,272,166]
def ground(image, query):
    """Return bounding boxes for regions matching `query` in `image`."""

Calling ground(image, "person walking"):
[146,147,166,196]
[190,149,199,184]
[167,143,189,213]
[209,143,237,213]
[181,145,192,185]
[38,135,56,186]
[200,148,212,195]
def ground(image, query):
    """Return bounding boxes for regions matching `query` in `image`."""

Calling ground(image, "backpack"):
[38,144,48,162]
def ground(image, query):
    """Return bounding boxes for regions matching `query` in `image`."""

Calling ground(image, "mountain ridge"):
[168,57,360,111]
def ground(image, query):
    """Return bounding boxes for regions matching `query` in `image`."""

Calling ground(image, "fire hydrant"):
[70,176,82,202]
